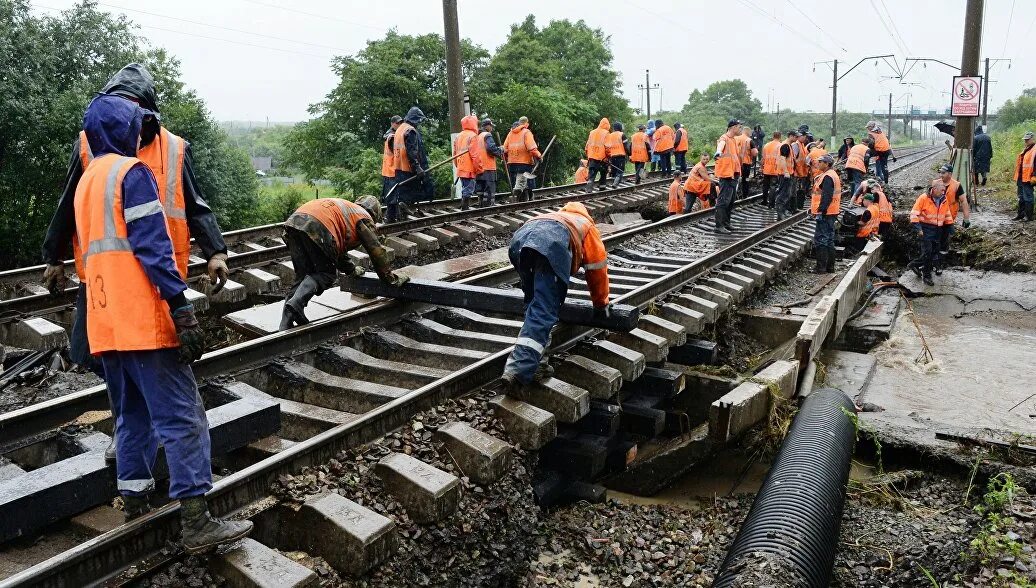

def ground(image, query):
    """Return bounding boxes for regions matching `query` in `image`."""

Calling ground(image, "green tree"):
[681,79,764,123]
[996,95,1036,129]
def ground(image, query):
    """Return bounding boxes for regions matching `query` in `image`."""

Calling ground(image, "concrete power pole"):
[952,0,984,205]
[442,0,464,134]
[887,93,893,143]
[830,59,838,147]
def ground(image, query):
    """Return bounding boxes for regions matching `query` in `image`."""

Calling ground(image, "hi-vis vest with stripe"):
[532,211,607,274]
[75,128,190,280]
[291,198,372,254]
[810,169,842,215]
[910,193,952,227]
[74,154,180,353]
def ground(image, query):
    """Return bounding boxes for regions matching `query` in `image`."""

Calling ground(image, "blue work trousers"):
[503,250,567,384]
[813,214,837,248]
[460,177,476,202]
[1018,180,1035,205]
[874,153,889,183]
[847,169,864,198]
[102,349,212,499]
[71,285,104,376]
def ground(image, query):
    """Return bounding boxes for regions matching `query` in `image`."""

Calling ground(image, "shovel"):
[514,135,556,195]
[383,150,468,203]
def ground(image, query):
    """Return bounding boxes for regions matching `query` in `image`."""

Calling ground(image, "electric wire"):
[238,0,386,32]
[784,0,847,53]
[1000,0,1015,57]
[733,0,838,58]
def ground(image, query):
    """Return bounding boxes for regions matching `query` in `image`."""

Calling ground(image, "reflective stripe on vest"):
[84,156,134,263]
[810,169,842,215]
[910,194,951,226]
[875,189,893,223]
[532,211,598,273]
[472,131,495,172]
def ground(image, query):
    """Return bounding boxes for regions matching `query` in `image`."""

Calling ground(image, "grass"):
[963,473,1035,587]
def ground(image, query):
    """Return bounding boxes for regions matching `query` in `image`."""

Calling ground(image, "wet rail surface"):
[0,146,944,586]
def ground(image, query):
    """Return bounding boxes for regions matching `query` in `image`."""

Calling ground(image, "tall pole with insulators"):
[443,0,464,133]
[887,93,893,143]
[953,0,984,205]
[982,57,990,127]
[646,70,651,121]
[830,59,838,147]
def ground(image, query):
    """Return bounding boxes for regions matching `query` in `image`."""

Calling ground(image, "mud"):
[0,359,100,415]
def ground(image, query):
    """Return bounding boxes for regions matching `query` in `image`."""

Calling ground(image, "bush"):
[988,120,1036,186]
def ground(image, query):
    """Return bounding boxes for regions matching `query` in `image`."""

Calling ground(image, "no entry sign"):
[951,76,982,117]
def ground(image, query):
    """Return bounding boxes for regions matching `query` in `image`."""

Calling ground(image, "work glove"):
[387,272,410,287]
[892,157,898,163]
[336,257,364,277]
[415,167,427,178]
[593,304,613,320]
[714,152,722,160]
[962,219,971,228]
[42,264,67,296]
[206,253,229,295]
[171,304,205,364]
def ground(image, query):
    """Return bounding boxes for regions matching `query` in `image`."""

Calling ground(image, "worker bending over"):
[574,159,589,184]
[852,180,893,238]
[668,173,687,214]
[501,202,610,390]
[810,154,841,274]
[851,192,880,253]
[280,196,406,329]
[684,154,715,210]
[908,180,953,286]
[75,94,251,551]
[936,164,971,274]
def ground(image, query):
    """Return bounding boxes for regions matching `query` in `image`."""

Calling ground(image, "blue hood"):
[82,94,152,158]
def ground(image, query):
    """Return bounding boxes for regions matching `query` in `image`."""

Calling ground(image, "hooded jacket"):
[398,106,429,173]
[504,121,541,165]
[586,118,611,162]
[77,94,188,312]
[42,64,226,267]
[453,114,481,178]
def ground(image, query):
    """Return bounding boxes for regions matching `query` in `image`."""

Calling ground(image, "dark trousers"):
[634,162,645,184]
[874,152,890,183]
[609,156,627,180]
[795,177,811,210]
[475,171,497,206]
[813,214,836,248]
[910,229,941,278]
[71,284,104,376]
[775,176,792,216]
[847,169,864,197]
[674,151,687,173]
[587,160,608,186]
[740,164,752,198]
[284,227,338,305]
[878,221,891,238]
[503,250,567,384]
[761,174,776,206]
[658,151,672,175]
[1018,181,1035,206]
[938,224,953,254]
[715,177,738,229]
[381,176,396,201]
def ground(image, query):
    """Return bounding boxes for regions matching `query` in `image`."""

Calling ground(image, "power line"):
[238,0,386,32]
[733,0,838,59]
[1000,0,1016,56]
[869,0,908,56]
[95,2,350,53]
[784,0,847,53]
[878,0,912,55]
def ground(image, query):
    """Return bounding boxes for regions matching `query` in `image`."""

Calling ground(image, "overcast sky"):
[32,0,1032,123]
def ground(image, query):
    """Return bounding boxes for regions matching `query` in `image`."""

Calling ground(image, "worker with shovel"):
[504,116,542,202]
[388,106,432,222]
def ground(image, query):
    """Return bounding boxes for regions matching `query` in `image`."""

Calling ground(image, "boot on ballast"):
[611,174,622,188]
[283,275,322,328]
[826,246,837,273]
[180,496,253,554]
[122,494,152,521]
[813,246,828,274]
[1025,203,1034,222]
[105,440,117,463]
[460,196,470,211]
[585,177,595,194]
[398,203,411,221]
[532,360,554,383]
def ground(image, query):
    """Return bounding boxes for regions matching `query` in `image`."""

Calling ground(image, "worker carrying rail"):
[501,202,611,391]
[279,196,408,330]
[74,94,252,552]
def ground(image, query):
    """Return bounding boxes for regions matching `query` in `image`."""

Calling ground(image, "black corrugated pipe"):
[713,388,857,587]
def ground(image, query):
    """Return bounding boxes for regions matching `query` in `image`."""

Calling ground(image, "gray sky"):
[32,0,1032,123]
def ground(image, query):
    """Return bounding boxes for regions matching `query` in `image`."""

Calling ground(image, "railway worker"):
[668,173,687,214]
[751,125,766,175]
[792,131,811,211]
[806,139,827,178]
[737,126,757,198]
[652,119,675,176]
[684,154,715,210]
[584,118,612,193]
[760,131,783,207]
[40,63,229,463]
[973,125,993,187]
[936,164,971,273]
[472,118,505,207]
[74,94,252,550]
[1013,130,1036,222]
[810,154,841,274]
[389,106,432,222]
[713,119,743,234]
[852,180,894,238]
[501,202,610,390]
[908,179,953,286]
[453,114,482,211]
[673,123,690,173]
[775,141,794,220]
[504,115,542,202]
[844,137,871,196]
[381,115,402,199]
[836,136,855,163]
[850,192,881,253]
[865,121,895,184]
[574,159,589,184]
[629,124,652,184]
[605,121,630,188]
[279,196,407,329]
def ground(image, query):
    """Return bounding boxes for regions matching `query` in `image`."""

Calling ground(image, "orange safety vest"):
[808,148,828,177]
[629,132,650,163]
[453,123,480,179]
[574,165,589,184]
[761,140,781,175]
[1015,145,1036,183]
[668,179,685,214]
[738,135,755,165]
[810,169,842,215]
[684,163,711,195]
[532,205,609,306]
[857,203,880,238]
[910,193,952,226]
[605,131,626,158]
[586,121,610,161]
[715,133,741,179]
[393,122,415,173]
[869,130,890,152]
[653,125,675,152]
[74,154,180,353]
[75,128,190,281]
[793,142,810,177]
[470,131,496,175]
[674,129,689,153]
[292,198,372,254]
[845,144,869,173]
[504,125,538,165]
[944,178,963,222]
[381,136,395,178]
[874,188,893,223]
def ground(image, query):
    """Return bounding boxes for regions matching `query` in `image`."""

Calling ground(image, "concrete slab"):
[576,340,646,381]
[236,268,282,294]
[287,493,397,577]
[660,303,704,335]
[427,227,459,245]
[406,232,440,252]
[414,247,509,281]
[3,317,68,350]
[817,349,876,402]
[384,236,418,257]
[211,538,318,588]
[709,359,799,443]
[265,260,296,282]
[832,289,901,352]
[690,285,732,314]
[607,328,669,363]
[359,330,488,371]
[673,293,719,324]
[349,249,375,268]
[738,309,805,348]
[430,307,523,337]
[512,378,590,423]
[221,381,356,441]
[311,345,449,389]
[490,395,556,450]
[209,279,248,304]
[637,314,687,347]
[396,318,514,353]
[610,212,645,225]
[70,505,125,536]
[446,223,479,241]
[604,425,714,496]
[245,360,407,414]
[434,422,512,485]
[701,277,746,304]
[376,452,461,524]
[554,355,623,400]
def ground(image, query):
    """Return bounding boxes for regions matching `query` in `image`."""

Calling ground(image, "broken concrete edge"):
[707,360,799,443]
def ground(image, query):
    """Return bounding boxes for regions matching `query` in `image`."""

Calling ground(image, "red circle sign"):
[955,78,979,101]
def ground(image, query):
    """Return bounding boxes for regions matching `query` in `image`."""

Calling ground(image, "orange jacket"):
[668,179,685,214]
[810,169,842,215]
[674,128,689,152]
[845,144,869,173]
[854,186,893,224]
[684,162,712,195]
[653,125,675,152]
[574,161,589,184]
[857,202,881,238]
[808,147,828,177]
[291,198,373,254]
[714,132,741,179]
[629,132,651,163]
[75,154,180,353]
[453,115,481,178]
[761,140,781,175]
[75,128,190,281]
[393,122,415,172]
[1015,145,1036,183]
[945,178,964,221]
[605,130,626,158]
[381,134,395,178]
[869,130,890,152]
[504,123,541,165]
[470,131,496,176]
[910,193,952,227]
[586,118,611,161]
[793,142,810,177]
[533,202,609,307]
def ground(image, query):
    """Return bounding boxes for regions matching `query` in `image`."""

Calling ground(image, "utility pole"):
[952,0,984,206]
[776,103,781,130]
[831,59,838,146]
[887,93,893,143]
[637,70,660,121]
[981,57,1012,127]
[442,0,464,134]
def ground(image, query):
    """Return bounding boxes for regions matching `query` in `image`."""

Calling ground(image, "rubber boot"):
[122,494,152,521]
[611,174,622,188]
[826,246,837,273]
[484,192,495,207]
[283,275,321,327]
[585,177,595,194]
[398,203,411,221]
[532,360,554,383]
[278,307,296,331]
[1013,201,1025,221]
[105,440,117,463]
[922,272,935,286]
[1025,203,1034,222]
[386,203,399,224]
[813,246,828,274]
[460,196,470,211]
[180,496,253,554]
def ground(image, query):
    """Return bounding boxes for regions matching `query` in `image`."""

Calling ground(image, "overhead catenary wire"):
[999,0,1016,57]
[878,0,912,55]
[732,0,839,59]
[238,0,387,32]
[784,0,847,54]
[869,0,909,57]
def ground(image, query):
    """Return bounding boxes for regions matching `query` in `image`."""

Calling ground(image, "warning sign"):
[951,75,982,117]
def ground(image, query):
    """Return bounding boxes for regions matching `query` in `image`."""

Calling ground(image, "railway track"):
[0,146,943,586]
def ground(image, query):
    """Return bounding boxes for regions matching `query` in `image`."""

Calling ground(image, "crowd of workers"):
[30,60,1036,554]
